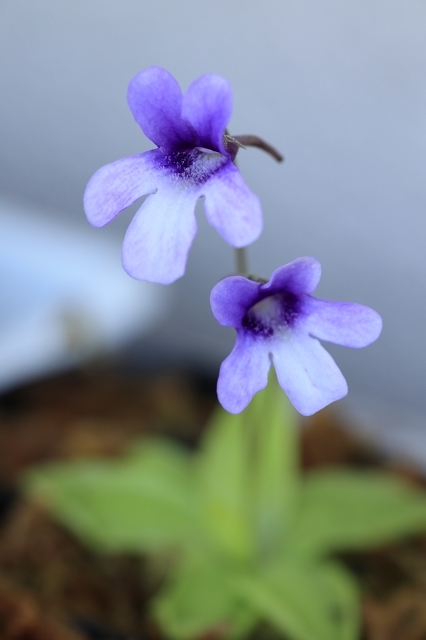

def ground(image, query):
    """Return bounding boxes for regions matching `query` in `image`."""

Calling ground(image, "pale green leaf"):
[288,469,426,557]
[23,438,196,553]
[248,370,299,555]
[196,408,254,561]
[234,560,359,640]
[316,562,359,640]
[154,552,258,640]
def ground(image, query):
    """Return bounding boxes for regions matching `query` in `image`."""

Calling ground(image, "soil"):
[0,366,425,640]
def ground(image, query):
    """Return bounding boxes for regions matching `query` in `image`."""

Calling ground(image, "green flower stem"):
[235,247,248,276]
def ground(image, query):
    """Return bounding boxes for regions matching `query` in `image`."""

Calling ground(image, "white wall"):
[1,1,426,421]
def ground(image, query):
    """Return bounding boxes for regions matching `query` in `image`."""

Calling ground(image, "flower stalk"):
[235,247,248,276]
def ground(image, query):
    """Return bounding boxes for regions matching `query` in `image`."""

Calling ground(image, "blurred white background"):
[1,1,426,459]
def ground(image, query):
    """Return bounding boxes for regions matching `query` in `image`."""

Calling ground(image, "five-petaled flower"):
[84,66,262,284]
[211,257,382,416]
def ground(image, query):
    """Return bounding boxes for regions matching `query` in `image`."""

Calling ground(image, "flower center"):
[161,148,227,186]
[243,292,302,338]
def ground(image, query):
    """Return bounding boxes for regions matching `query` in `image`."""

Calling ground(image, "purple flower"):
[84,66,262,284]
[210,257,382,416]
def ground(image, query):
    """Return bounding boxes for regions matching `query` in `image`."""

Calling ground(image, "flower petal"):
[84,151,160,228]
[202,162,262,247]
[182,74,232,155]
[305,299,383,348]
[217,333,271,413]
[264,258,322,296]
[271,332,348,416]
[210,276,260,327]
[121,184,199,284]
[127,66,197,151]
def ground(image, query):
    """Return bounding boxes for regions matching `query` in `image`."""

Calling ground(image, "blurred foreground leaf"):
[23,439,196,553]
[287,470,426,558]
[235,561,359,640]
[249,371,299,556]
[196,408,253,561]
[154,552,257,640]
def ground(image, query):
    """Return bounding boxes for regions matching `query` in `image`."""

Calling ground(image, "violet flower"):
[211,257,382,416]
[84,67,262,284]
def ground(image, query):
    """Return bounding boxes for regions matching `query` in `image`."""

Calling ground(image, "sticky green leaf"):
[234,560,359,640]
[288,469,426,557]
[248,371,299,555]
[154,552,258,640]
[316,562,360,640]
[196,408,254,561]
[23,439,196,553]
